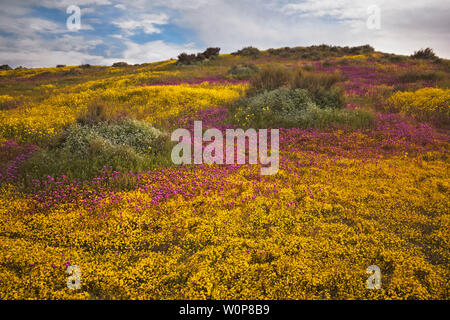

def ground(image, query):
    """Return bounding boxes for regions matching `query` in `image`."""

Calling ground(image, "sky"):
[0,0,448,68]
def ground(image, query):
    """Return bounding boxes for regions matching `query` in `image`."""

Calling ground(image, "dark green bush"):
[311,87,345,109]
[411,48,437,60]
[232,46,261,57]
[177,48,221,65]
[266,45,374,60]
[203,47,221,58]
[112,61,129,67]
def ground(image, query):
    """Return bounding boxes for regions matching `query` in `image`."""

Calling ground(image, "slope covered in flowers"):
[0,48,449,299]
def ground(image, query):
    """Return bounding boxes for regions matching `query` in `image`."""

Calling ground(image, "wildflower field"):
[0,46,449,299]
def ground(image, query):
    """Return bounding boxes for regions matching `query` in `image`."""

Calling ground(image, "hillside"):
[0,45,449,299]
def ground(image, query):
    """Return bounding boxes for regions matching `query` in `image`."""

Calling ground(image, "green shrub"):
[59,119,165,156]
[411,48,437,60]
[112,61,129,67]
[232,87,314,128]
[177,48,221,65]
[22,119,171,180]
[250,67,345,108]
[227,64,259,80]
[231,87,371,129]
[311,87,345,109]
[232,46,261,57]
[268,47,298,57]
[266,45,374,60]
[203,47,221,58]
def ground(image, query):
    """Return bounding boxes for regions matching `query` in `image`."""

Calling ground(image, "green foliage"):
[177,48,221,65]
[231,87,371,129]
[58,119,165,155]
[227,63,259,80]
[22,119,172,180]
[112,62,129,67]
[290,69,343,93]
[311,87,345,109]
[411,48,437,60]
[250,66,292,91]
[267,44,374,60]
[232,46,261,57]
[250,66,345,109]
[294,105,375,129]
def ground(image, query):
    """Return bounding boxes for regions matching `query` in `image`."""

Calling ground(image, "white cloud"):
[0,35,111,67]
[170,0,450,57]
[114,4,126,10]
[120,40,199,64]
[113,13,169,35]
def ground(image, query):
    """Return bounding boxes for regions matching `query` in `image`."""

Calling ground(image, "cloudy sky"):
[0,0,448,68]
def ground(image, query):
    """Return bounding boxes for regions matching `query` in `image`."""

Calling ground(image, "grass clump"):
[250,66,345,109]
[250,66,292,91]
[77,99,127,126]
[398,70,445,83]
